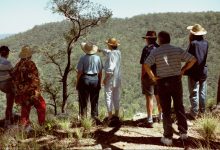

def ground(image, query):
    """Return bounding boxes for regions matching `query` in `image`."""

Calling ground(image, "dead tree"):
[48,0,112,113]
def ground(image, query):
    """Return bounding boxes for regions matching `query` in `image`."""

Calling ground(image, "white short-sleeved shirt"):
[101,49,121,87]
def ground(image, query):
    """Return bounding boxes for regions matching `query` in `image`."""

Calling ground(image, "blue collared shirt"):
[185,39,208,81]
[77,54,102,74]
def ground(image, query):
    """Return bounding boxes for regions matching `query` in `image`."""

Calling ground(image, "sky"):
[0,0,220,34]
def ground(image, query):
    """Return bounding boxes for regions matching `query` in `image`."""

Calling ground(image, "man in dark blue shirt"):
[185,24,208,119]
[140,31,162,128]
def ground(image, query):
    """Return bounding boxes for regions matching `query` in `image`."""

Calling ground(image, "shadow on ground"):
[92,118,220,150]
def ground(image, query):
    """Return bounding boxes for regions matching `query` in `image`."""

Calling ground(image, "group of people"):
[0,45,46,131]
[76,38,121,125]
[142,24,208,145]
[75,23,209,145]
[0,23,209,145]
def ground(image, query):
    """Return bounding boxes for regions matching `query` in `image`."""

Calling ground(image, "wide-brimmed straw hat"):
[142,31,157,39]
[105,38,120,46]
[81,42,98,55]
[187,24,207,35]
[19,45,34,58]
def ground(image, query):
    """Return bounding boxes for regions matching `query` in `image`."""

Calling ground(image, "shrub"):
[197,114,219,142]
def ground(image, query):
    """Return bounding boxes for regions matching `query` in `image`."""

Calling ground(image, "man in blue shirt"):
[185,24,208,119]
[0,46,15,128]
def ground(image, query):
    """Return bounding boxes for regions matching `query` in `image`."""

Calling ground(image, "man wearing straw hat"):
[99,38,121,124]
[185,24,209,120]
[140,31,162,128]
[11,45,46,130]
[0,46,15,128]
[76,42,102,121]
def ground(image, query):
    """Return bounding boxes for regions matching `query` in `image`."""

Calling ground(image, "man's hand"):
[152,76,160,83]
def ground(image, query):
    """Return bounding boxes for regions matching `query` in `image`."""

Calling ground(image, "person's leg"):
[34,95,46,125]
[172,78,188,135]
[145,95,153,123]
[142,77,154,122]
[158,80,173,139]
[20,104,32,126]
[155,95,163,120]
[188,77,199,117]
[89,77,99,118]
[5,92,14,122]
[78,77,89,118]
[0,80,15,123]
[199,79,207,114]
[112,86,120,117]
[105,83,113,119]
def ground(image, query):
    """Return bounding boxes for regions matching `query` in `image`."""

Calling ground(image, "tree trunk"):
[53,97,57,116]
[61,46,72,113]
[217,75,220,105]
[61,75,68,113]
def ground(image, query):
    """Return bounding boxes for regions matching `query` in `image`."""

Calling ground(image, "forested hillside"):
[0,12,219,118]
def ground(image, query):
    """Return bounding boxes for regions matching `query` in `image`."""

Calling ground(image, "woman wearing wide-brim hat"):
[76,42,102,120]
[11,45,46,130]
[99,38,121,125]
[184,24,209,120]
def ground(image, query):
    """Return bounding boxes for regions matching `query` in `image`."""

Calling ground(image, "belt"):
[83,73,97,76]
[158,75,181,81]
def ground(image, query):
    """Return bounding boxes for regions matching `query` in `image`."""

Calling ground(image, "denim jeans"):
[188,77,207,116]
[158,76,188,138]
[78,75,100,118]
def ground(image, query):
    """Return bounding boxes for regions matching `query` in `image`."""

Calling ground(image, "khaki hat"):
[187,24,207,35]
[19,45,34,58]
[105,38,120,46]
[81,42,98,55]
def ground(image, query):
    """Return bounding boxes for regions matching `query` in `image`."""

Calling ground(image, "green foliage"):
[0,12,219,118]
[80,117,94,131]
[197,114,220,141]
[75,128,83,140]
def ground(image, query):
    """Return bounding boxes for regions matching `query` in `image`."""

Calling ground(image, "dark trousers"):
[158,76,188,138]
[0,79,15,121]
[78,75,100,118]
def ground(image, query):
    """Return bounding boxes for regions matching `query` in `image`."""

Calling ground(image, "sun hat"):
[81,42,98,55]
[105,38,120,46]
[19,45,34,58]
[187,24,207,35]
[142,31,157,39]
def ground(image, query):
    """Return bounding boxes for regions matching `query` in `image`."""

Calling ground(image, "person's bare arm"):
[181,57,197,75]
[143,64,158,82]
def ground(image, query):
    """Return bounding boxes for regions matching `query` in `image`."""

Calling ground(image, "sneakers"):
[179,133,188,140]
[161,137,173,146]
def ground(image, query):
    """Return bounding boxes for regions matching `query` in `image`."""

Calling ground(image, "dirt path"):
[1,118,220,149]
